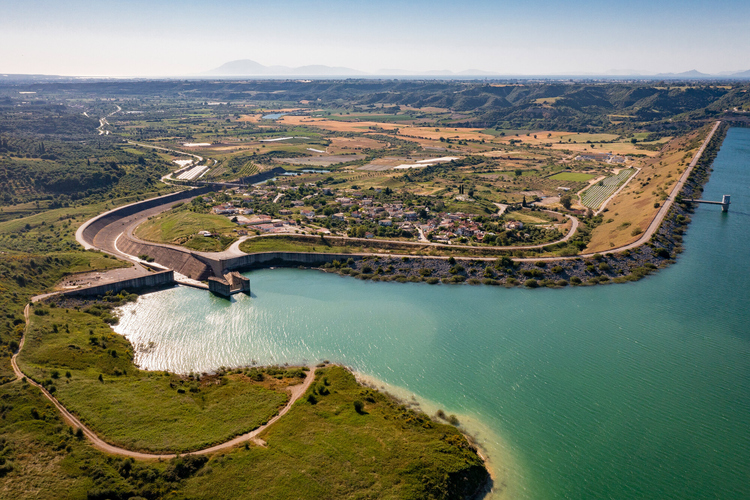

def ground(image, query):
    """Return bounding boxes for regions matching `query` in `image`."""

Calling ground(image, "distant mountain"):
[730,69,750,77]
[205,59,365,76]
[456,69,498,76]
[655,69,711,77]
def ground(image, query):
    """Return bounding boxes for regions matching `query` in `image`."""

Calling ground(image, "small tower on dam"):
[721,194,731,212]
[208,272,251,298]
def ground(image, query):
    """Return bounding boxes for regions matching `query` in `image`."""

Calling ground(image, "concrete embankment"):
[57,270,175,298]
[117,237,215,281]
[79,187,214,249]
[220,252,359,274]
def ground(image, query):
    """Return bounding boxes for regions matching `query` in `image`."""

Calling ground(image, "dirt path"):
[12,304,316,459]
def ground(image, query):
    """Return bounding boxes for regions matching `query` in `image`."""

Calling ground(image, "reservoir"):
[114,128,750,499]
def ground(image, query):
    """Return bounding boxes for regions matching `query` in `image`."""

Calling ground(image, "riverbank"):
[354,370,519,500]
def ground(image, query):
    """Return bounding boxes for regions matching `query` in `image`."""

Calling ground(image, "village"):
[198,181,562,247]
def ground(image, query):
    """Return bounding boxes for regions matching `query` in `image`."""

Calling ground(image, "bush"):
[525,279,539,288]
[353,400,364,414]
[598,262,611,271]
[570,276,582,285]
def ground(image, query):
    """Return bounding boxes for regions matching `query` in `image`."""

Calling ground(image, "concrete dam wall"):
[60,270,175,298]
[80,187,213,247]
[221,252,361,273]
[117,237,215,281]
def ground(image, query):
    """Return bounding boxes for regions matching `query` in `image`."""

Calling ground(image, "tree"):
[353,400,364,414]
[560,193,573,210]
[515,169,523,177]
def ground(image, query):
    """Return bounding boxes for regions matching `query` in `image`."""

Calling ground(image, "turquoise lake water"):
[114,127,750,500]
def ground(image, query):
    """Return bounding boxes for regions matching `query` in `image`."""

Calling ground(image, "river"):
[113,127,750,500]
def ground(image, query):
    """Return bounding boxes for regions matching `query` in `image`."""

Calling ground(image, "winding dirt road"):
[12,304,316,459]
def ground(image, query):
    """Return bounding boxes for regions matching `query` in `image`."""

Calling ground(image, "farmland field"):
[580,169,635,209]
[549,172,596,182]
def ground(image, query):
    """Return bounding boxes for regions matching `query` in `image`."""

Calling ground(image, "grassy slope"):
[134,208,237,252]
[17,304,290,453]
[585,126,709,252]
[549,172,596,182]
[0,367,487,500]
[181,366,488,500]
[0,252,127,382]
[240,235,356,254]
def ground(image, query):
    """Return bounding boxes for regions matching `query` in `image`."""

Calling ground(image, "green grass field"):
[549,172,596,182]
[18,304,292,453]
[135,208,237,252]
[179,366,488,500]
[240,235,355,254]
[0,251,127,382]
[0,365,487,500]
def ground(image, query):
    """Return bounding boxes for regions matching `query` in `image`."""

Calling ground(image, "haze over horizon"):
[2,0,750,77]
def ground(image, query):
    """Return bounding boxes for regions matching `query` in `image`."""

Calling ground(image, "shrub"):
[551,265,563,273]
[425,277,440,284]
[570,276,582,285]
[353,400,364,414]
[525,279,539,288]
[598,262,611,271]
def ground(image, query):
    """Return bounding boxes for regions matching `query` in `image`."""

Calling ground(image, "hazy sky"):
[2,0,749,76]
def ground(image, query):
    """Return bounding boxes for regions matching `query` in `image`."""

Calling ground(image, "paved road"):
[613,121,721,254]
[12,304,317,459]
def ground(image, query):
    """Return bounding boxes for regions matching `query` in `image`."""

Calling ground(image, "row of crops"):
[580,169,635,209]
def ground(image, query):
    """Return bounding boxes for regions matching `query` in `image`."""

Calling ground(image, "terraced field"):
[580,169,634,209]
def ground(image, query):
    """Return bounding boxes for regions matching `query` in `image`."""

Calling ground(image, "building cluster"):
[201,185,528,244]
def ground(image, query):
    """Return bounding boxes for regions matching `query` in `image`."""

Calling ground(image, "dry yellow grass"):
[548,142,663,157]
[279,115,403,132]
[585,126,710,252]
[398,127,495,141]
[328,136,386,152]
